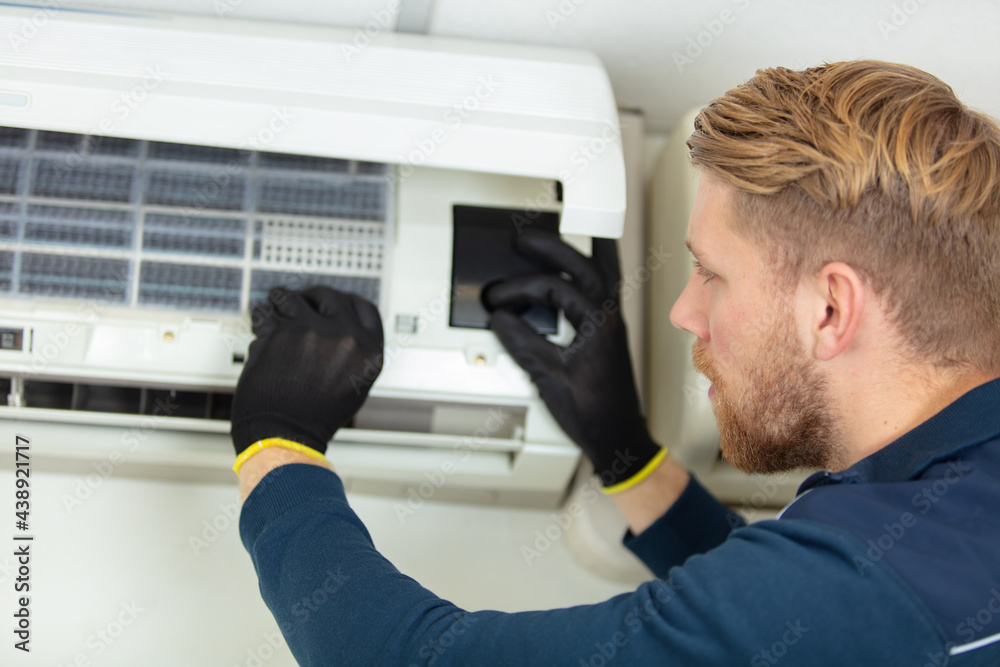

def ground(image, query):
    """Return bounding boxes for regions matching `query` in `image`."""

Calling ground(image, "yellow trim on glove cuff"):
[232,437,330,476]
[601,448,668,495]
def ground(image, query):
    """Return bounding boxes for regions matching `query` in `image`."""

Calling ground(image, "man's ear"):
[810,262,865,362]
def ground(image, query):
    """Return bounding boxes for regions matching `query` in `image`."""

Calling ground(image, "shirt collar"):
[799,375,1000,493]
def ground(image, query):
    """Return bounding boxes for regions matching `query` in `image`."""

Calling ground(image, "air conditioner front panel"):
[0,7,642,506]
[0,125,581,506]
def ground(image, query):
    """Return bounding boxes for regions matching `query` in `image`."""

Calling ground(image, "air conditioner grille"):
[256,178,385,220]
[0,127,27,147]
[138,261,243,311]
[145,169,245,210]
[259,152,349,172]
[20,253,129,302]
[0,251,12,291]
[0,158,19,194]
[0,126,392,312]
[142,213,245,258]
[147,141,246,164]
[248,270,379,306]
[25,204,134,248]
[34,159,135,202]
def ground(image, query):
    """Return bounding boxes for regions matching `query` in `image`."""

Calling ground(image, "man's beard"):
[691,311,841,474]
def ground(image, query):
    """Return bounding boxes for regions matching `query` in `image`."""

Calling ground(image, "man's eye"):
[693,260,716,284]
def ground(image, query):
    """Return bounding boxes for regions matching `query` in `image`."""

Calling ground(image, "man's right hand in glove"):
[231,285,384,500]
[484,231,689,532]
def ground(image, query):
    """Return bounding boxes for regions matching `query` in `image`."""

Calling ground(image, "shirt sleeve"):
[622,474,746,577]
[239,463,948,667]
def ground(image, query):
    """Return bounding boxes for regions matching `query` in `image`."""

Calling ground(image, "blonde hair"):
[688,60,1000,373]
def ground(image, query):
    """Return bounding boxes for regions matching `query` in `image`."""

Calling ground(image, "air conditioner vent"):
[0,250,13,290]
[25,204,134,248]
[142,213,245,258]
[0,126,392,313]
[20,253,129,301]
[3,376,525,446]
[248,270,379,306]
[9,377,234,421]
[0,127,27,148]
[138,261,243,311]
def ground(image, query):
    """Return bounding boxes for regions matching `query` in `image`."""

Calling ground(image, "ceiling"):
[68,0,1000,133]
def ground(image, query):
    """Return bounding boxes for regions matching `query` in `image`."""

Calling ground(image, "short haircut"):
[688,60,1000,373]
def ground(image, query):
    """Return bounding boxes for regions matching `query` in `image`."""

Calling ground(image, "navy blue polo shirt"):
[240,377,1000,666]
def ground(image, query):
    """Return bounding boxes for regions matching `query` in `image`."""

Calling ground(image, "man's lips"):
[708,385,716,400]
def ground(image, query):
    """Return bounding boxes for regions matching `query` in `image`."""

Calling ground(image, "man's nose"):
[669,273,709,342]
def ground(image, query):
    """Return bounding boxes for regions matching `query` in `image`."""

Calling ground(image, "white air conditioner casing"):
[0,6,633,507]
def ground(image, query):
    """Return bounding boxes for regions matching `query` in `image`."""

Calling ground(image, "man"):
[232,60,1000,665]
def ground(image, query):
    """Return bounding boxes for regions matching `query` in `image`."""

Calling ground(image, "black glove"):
[484,232,663,491]
[230,286,384,456]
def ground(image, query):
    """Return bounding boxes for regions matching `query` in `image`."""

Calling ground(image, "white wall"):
[73,0,1000,131]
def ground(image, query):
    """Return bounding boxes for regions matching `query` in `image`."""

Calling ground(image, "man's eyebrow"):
[685,239,704,259]
[685,239,719,272]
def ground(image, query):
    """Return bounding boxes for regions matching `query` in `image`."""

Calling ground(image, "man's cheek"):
[708,312,743,365]
[712,335,746,373]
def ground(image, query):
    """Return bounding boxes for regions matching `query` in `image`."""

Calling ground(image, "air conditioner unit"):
[0,6,634,507]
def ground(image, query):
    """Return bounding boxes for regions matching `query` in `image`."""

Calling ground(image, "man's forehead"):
[686,176,734,258]
[685,176,772,276]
